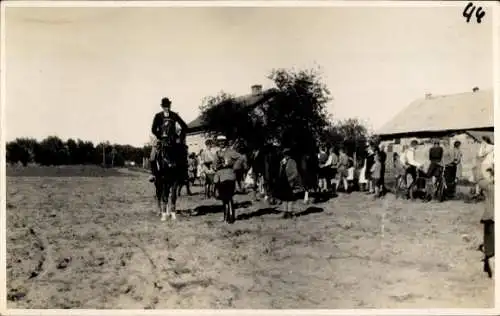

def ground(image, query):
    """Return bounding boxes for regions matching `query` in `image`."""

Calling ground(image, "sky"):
[4,4,493,147]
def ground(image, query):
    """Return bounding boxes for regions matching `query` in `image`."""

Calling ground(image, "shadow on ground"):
[192,201,253,216]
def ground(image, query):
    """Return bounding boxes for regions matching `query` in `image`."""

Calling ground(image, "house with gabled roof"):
[376,87,493,180]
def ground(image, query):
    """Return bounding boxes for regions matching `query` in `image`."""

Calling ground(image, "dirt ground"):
[6,166,494,309]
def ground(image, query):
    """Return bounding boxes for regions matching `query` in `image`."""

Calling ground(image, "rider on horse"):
[149,97,188,182]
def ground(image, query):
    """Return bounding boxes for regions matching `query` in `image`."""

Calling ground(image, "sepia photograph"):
[2,1,496,310]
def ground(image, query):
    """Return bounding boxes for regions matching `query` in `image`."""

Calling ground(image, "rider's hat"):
[161,97,171,107]
[216,135,227,141]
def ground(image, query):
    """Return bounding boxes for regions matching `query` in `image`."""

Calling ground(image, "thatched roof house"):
[377,88,493,141]
[187,85,279,134]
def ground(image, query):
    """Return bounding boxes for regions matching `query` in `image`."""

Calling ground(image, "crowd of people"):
[147,96,493,220]
[184,134,496,207]
[183,138,465,200]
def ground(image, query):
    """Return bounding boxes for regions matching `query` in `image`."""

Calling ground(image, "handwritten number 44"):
[463,2,485,24]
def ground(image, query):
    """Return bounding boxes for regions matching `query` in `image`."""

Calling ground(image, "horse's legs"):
[223,201,228,223]
[160,196,168,222]
[170,182,178,220]
[155,180,163,216]
[229,198,235,223]
[160,181,170,221]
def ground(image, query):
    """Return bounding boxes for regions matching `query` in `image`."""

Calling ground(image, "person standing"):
[336,148,350,193]
[364,144,376,194]
[371,152,383,198]
[402,140,424,196]
[275,148,303,218]
[377,144,387,194]
[451,140,463,181]
[474,136,494,277]
[233,145,248,193]
[427,139,444,187]
[317,146,329,192]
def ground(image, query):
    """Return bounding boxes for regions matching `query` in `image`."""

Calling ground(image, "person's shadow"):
[236,207,282,220]
[191,200,253,216]
[294,206,324,217]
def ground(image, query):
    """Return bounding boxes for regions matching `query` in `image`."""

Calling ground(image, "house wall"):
[381,133,482,181]
[186,132,210,155]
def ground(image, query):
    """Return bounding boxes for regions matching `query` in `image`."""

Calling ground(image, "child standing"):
[214,157,237,222]
[275,148,303,218]
[371,153,382,198]
[187,153,198,185]
[392,152,405,184]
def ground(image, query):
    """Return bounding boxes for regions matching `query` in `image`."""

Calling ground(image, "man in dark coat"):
[149,97,189,182]
[377,144,387,193]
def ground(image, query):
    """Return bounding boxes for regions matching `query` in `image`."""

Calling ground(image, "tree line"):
[6,136,152,167]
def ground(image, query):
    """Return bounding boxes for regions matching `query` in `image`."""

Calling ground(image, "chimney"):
[425,93,432,99]
[473,87,479,93]
[251,84,263,95]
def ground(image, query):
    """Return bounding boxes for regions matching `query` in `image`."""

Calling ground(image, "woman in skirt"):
[275,148,304,218]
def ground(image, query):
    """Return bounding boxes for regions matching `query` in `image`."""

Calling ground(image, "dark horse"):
[153,139,186,221]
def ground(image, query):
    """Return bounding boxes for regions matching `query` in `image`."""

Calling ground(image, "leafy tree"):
[264,67,331,153]
[36,136,68,165]
[6,141,30,166]
[66,138,78,164]
[199,67,332,155]
[6,138,39,166]
[322,118,369,159]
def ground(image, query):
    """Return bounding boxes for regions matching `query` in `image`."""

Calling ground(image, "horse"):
[153,139,185,221]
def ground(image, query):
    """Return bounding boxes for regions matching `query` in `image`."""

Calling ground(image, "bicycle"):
[394,165,428,200]
[433,163,457,202]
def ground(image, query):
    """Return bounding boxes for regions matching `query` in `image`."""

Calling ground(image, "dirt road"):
[6,167,494,309]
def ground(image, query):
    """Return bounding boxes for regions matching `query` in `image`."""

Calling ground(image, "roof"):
[465,130,494,144]
[377,89,493,138]
[187,88,279,133]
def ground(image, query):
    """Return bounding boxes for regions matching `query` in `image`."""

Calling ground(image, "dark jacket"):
[151,111,188,141]
[429,146,444,163]
[283,158,303,193]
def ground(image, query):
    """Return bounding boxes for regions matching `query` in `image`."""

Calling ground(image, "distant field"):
[5,165,494,309]
[6,165,131,178]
